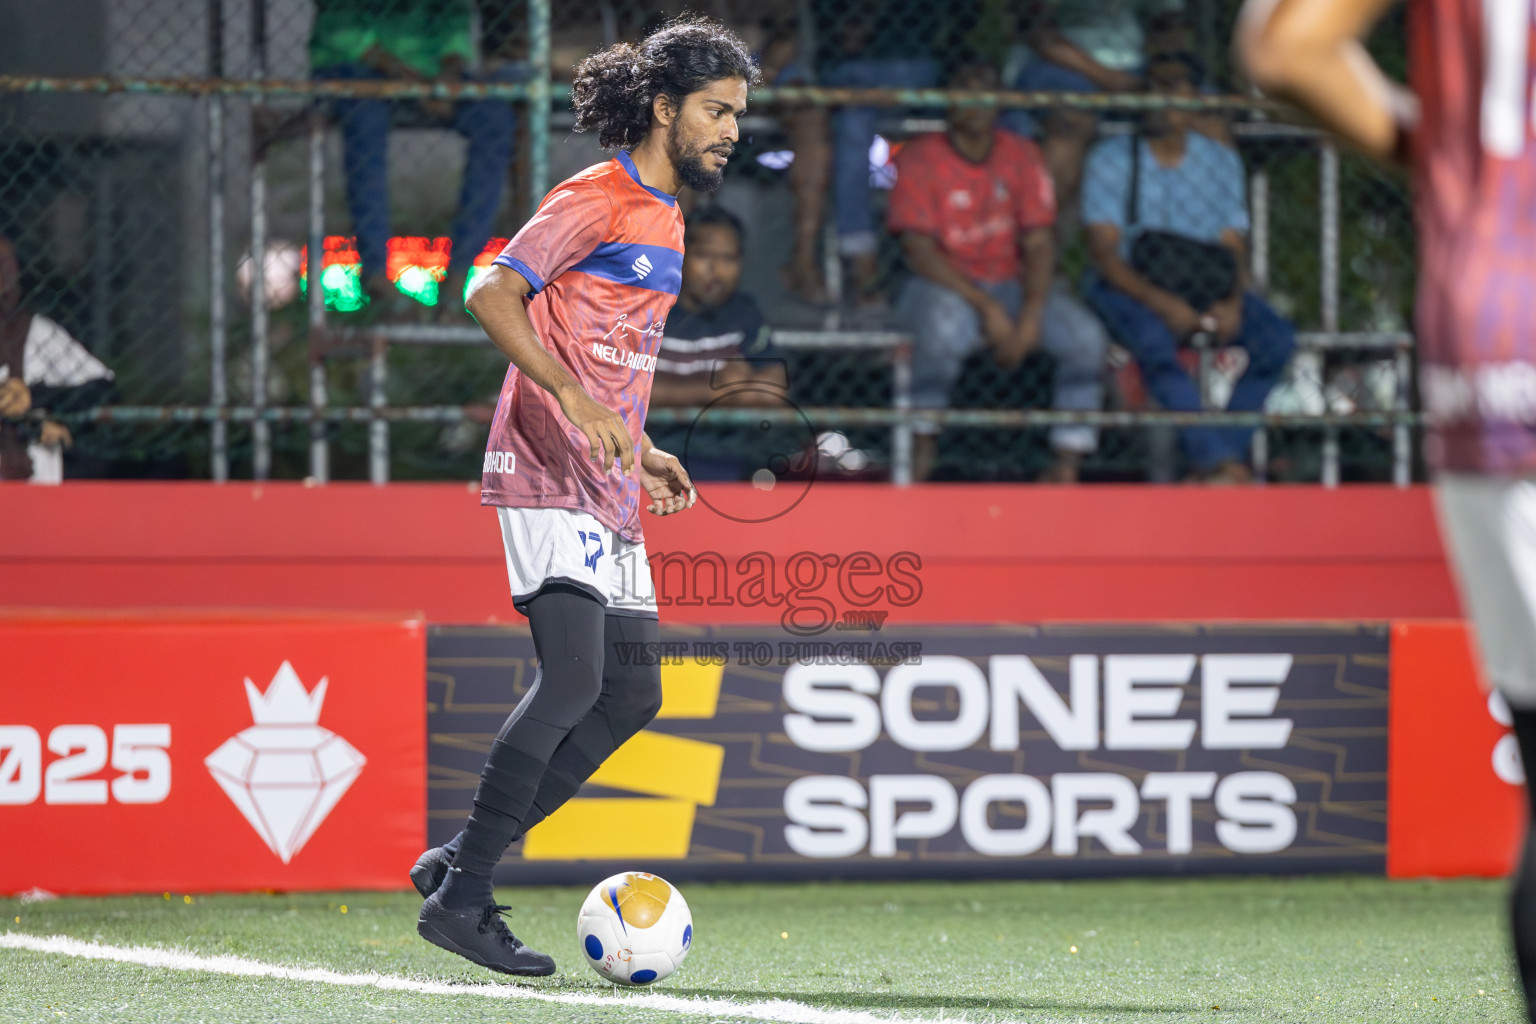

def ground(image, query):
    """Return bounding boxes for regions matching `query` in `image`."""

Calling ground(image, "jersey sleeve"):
[493,180,612,294]
[1009,137,1058,231]
[887,142,940,237]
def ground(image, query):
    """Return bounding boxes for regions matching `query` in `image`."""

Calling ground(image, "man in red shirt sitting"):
[889,61,1109,482]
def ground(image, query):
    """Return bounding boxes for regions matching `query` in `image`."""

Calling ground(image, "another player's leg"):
[417,585,606,976]
[1510,706,1536,1020]
[1436,475,1536,1018]
[414,613,664,896]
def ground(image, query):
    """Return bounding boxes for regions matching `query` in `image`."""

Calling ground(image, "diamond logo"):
[205,662,366,863]
[632,253,653,279]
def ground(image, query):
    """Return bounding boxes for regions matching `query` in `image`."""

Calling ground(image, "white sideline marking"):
[0,932,1019,1024]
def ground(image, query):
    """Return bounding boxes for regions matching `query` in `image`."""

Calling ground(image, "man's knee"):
[1241,296,1297,373]
[1044,296,1111,374]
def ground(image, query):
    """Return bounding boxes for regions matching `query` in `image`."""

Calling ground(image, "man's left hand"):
[993,313,1042,372]
[639,445,697,516]
[1210,295,1244,345]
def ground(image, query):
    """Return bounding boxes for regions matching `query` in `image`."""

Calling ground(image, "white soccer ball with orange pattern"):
[576,871,693,985]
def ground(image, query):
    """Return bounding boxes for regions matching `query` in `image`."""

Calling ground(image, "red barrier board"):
[0,482,1459,625]
[1387,620,1526,878]
[0,611,425,894]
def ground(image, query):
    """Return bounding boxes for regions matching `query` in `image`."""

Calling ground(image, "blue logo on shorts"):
[577,530,605,572]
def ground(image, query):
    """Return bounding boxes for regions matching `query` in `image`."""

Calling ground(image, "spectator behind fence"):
[648,207,787,481]
[1082,52,1295,484]
[890,62,1109,483]
[311,0,515,317]
[1006,1,1184,235]
[758,15,833,306]
[819,0,943,307]
[0,238,114,484]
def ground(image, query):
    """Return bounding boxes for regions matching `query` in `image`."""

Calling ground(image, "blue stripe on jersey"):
[492,255,546,295]
[569,242,683,296]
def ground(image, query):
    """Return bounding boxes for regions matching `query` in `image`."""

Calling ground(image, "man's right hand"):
[0,378,31,420]
[558,385,634,474]
[1154,295,1205,339]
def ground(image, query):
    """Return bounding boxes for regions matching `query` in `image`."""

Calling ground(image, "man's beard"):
[670,122,727,193]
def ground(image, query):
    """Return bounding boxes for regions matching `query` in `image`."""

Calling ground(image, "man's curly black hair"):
[571,15,761,151]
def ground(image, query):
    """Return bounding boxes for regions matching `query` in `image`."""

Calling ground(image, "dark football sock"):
[1510,706,1536,1022]
[447,587,607,891]
[514,614,664,839]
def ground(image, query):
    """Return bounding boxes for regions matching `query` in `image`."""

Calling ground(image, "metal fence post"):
[1322,425,1341,487]
[208,96,228,482]
[249,0,270,480]
[307,113,329,483]
[208,0,228,482]
[527,0,550,216]
[1394,342,1412,486]
[892,339,913,486]
[250,161,270,480]
[1320,142,1340,334]
[1250,169,1269,291]
[370,335,389,484]
[1319,143,1341,488]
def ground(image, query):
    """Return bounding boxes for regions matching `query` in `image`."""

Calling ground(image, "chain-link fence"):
[0,0,1418,486]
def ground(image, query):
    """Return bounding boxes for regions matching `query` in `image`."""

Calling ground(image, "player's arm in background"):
[1237,0,1412,162]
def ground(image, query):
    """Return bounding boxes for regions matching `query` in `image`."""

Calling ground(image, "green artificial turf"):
[0,876,1523,1023]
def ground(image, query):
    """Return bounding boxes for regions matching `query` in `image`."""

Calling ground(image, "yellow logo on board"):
[520,659,725,861]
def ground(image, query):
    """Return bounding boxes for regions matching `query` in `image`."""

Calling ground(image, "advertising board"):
[0,611,426,894]
[427,624,1388,883]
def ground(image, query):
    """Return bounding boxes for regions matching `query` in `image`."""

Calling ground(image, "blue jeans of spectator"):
[315,64,517,279]
[900,275,1109,453]
[826,58,939,256]
[1086,280,1297,471]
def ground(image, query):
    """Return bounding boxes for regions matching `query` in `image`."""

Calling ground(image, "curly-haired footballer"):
[410,16,759,976]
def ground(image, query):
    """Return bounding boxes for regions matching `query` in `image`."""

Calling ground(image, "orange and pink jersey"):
[481,152,683,540]
[1411,0,1536,474]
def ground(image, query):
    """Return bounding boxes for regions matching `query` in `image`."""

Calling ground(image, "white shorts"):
[496,506,657,618]
[1436,473,1536,706]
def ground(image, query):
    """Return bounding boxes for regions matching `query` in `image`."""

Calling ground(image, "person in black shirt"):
[651,206,786,480]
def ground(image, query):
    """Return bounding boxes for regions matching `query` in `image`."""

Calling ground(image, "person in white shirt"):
[0,238,114,484]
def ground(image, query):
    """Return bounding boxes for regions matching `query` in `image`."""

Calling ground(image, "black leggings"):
[450,587,662,877]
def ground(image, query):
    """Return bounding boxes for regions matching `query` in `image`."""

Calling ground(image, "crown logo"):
[245,661,328,725]
[206,662,366,863]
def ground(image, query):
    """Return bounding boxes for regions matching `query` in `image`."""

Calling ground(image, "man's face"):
[1144,60,1196,138]
[947,66,1000,138]
[666,77,749,194]
[681,223,742,308]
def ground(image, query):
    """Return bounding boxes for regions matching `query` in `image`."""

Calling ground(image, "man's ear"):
[652,92,679,128]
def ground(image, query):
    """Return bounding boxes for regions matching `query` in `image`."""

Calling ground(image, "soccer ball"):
[576,871,693,985]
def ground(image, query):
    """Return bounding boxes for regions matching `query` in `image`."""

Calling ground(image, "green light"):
[395,265,439,306]
[315,263,365,312]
